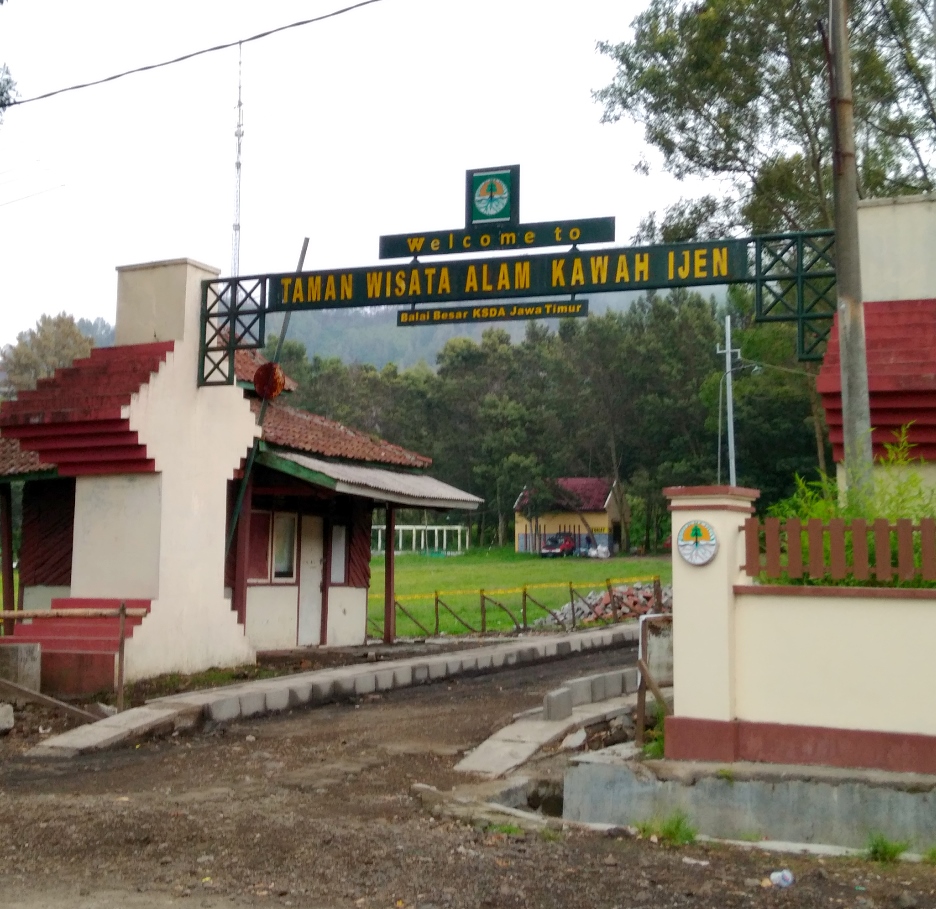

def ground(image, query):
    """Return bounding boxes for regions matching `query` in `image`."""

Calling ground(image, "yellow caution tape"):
[367,576,659,603]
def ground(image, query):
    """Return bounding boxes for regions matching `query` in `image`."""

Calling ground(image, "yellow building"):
[514,478,622,554]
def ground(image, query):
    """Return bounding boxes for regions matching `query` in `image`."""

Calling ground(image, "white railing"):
[372,524,469,555]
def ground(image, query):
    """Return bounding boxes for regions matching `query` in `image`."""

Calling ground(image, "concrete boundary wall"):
[664,486,936,775]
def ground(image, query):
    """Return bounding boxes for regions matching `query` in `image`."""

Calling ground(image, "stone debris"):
[534,582,673,628]
[560,729,587,751]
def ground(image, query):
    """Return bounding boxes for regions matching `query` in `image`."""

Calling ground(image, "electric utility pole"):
[830,0,873,502]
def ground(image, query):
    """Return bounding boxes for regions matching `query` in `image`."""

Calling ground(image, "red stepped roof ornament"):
[0,342,174,477]
[817,299,936,461]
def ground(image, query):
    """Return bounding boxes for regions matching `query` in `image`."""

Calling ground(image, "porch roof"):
[258,447,482,511]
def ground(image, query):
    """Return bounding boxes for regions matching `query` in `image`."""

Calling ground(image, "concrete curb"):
[27,625,637,759]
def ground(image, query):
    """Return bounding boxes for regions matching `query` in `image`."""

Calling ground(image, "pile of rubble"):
[534,581,673,628]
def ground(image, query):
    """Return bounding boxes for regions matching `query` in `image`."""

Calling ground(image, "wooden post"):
[434,591,440,636]
[383,505,396,644]
[0,483,14,637]
[521,587,528,630]
[117,602,126,713]
[480,590,486,634]
[233,475,252,626]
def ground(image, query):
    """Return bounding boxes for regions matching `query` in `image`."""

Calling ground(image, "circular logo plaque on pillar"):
[676,519,718,566]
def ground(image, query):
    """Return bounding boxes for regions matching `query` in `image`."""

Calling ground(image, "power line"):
[9,0,388,108]
[0,184,65,207]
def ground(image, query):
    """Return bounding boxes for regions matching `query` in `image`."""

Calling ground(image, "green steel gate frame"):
[198,229,836,386]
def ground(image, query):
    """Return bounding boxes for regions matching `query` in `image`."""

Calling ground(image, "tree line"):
[0,295,826,552]
[267,288,828,550]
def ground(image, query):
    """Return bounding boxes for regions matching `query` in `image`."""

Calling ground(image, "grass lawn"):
[367,546,670,637]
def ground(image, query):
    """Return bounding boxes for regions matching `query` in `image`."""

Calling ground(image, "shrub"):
[866,832,909,863]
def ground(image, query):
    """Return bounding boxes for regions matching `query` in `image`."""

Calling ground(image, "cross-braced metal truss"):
[751,230,836,360]
[199,277,266,386]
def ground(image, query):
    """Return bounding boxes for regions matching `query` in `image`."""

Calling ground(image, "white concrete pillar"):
[664,486,759,722]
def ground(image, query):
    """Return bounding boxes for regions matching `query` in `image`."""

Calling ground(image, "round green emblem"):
[474,177,510,217]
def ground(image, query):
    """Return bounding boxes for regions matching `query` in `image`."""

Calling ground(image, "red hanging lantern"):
[253,362,286,400]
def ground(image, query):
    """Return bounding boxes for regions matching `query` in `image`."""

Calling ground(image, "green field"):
[367,546,670,637]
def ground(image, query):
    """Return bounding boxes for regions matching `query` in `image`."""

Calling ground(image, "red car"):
[540,533,575,557]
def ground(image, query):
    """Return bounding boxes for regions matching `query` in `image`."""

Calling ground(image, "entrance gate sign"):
[397,299,589,327]
[198,166,838,386]
[267,240,747,312]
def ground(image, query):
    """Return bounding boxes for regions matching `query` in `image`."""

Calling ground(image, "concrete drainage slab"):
[563,752,936,851]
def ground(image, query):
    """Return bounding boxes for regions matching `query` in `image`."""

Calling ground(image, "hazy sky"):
[0,1,711,346]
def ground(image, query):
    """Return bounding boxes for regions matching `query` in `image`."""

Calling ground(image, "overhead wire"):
[8,0,387,108]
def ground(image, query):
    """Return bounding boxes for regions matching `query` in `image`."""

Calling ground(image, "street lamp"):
[716,315,767,486]
[717,316,741,486]
[716,361,760,486]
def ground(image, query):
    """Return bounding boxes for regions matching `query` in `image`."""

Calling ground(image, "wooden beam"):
[255,449,337,490]
[0,677,98,724]
[233,475,252,627]
[0,483,13,636]
[0,609,148,618]
[637,658,672,715]
[384,505,396,644]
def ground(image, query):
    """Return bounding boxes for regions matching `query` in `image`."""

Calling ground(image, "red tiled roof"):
[0,342,173,476]
[817,299,936,461]
[0,437,52,476]
[234,348,298,392]
[254,399,431,469]
[515,477,612,513]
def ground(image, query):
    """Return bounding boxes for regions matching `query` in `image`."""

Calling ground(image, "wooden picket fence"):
[743,516,936,583]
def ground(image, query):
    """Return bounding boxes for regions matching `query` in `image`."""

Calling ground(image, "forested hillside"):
[266,288,828,550]
[266,290,647,370]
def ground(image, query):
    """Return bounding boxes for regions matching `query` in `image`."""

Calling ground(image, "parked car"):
[540,533,575,557]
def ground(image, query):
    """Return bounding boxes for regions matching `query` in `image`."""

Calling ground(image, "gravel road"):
[0,645,934,909]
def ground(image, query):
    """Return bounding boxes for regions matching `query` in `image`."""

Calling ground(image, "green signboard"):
[467,165,518,225]
[266,240,748,312]
[380,164,613,258]
[378,217,615,259]
[397,299,589,327]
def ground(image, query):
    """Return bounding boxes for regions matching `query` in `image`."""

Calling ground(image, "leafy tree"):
[76,317,115,348]
[0,2,13,126]
[597,0,936,238]
[0,313,93,395]
[473,396,544,546]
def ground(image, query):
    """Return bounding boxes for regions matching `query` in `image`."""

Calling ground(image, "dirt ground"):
[0,647,935,909]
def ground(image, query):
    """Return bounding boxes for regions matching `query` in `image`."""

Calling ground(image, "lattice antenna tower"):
[231,43,244,277]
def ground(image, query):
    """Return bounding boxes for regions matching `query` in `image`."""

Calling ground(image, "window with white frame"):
[248,510,298,584]
[272,513,297,581]
[330,523,348,585]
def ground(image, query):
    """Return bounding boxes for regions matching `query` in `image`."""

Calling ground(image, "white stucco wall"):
[325,587,367,646]
[245,586,298,651]
[22,586,70,612]
[859,195,936,302]
[70,474,161,598]
[113,259,259,680]
[734,591,936,736]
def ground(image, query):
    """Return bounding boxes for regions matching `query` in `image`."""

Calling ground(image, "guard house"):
[0,259,480,695]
